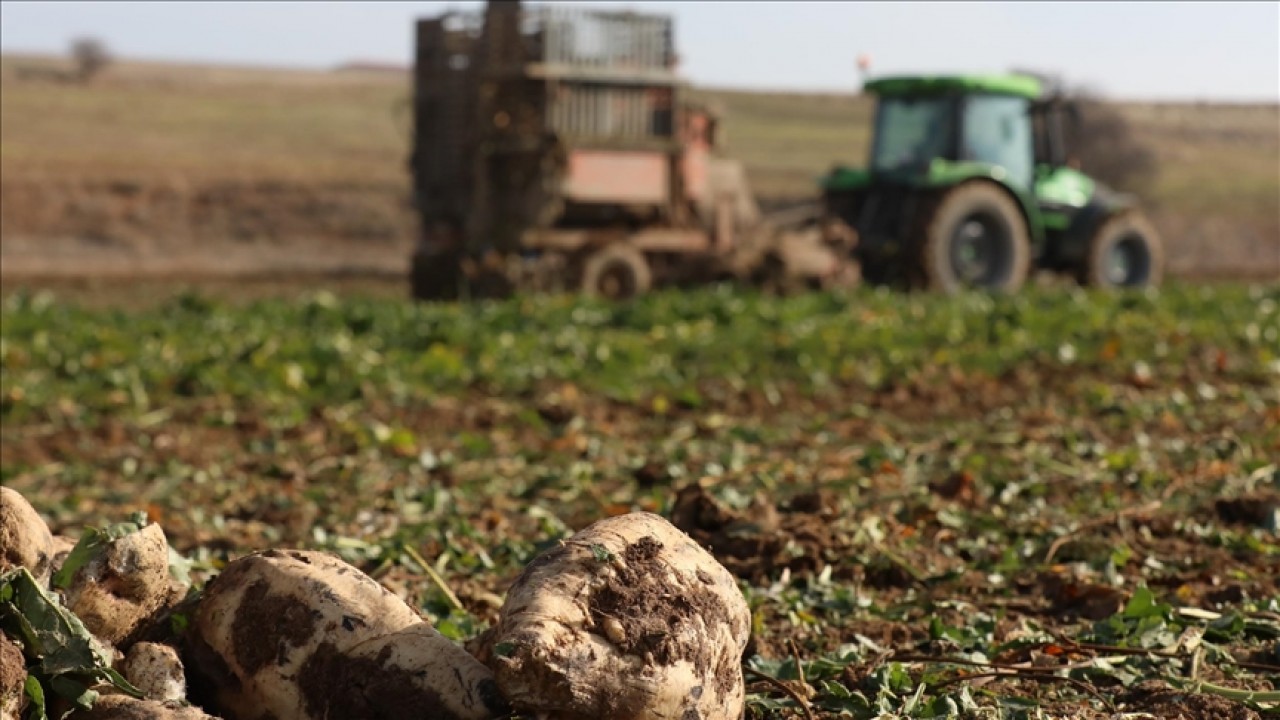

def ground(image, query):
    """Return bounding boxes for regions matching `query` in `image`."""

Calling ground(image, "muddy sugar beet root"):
[121,642,187,703]
[487,511,751,720]
[72,695,220,719]
[0,487,56,586]
[186,549,506,720]
[62,523,176,646]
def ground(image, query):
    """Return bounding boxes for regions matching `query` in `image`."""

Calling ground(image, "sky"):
[2,1,1278,102]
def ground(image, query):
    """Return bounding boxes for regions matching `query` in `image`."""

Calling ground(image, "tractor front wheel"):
[580,244,652,300]
[1080,212,1164,289]
[917,183,1031,293]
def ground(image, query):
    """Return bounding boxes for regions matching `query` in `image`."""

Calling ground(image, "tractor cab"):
[823,74,1162,292]
[867,76,1039,189]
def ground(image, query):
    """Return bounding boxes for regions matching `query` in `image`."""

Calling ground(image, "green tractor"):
[821,74,1163,292]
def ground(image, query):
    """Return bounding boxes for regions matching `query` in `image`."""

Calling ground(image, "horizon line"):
[3,49,1277,107]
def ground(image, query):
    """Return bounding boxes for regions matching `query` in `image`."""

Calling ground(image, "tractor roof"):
[863,74,1042,100]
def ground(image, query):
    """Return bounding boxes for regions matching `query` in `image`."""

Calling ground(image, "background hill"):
[2,54,1276,281]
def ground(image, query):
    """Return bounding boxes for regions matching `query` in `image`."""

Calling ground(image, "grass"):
[2,283,1278,718]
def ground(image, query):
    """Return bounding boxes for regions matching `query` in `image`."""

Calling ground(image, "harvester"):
[408,1,854,300]
[821,74,1164,292]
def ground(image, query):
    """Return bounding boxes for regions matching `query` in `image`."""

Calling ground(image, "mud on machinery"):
[409,2,1163,299]
[408,0,856,301]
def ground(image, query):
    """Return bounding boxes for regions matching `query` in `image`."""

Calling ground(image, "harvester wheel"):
[1080,211,1164,288]
[580,244,652,300]
[917,183,1031,293]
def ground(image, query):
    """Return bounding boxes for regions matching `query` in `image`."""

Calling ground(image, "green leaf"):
[0,567,144,701]
[589,544,616,564]
[167,546,194,586]
[1205,612,1246,642]
[24,675,48,720]
[1122,586,1170,621]
[48,675,97,714]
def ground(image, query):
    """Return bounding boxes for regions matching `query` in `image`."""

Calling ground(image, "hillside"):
[1,54,1276,279]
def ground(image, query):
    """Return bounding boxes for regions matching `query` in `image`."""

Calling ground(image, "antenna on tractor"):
[857,54,872,78]
[857,53,872,92]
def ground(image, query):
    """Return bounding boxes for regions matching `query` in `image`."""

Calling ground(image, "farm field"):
[1,54,1277,282]
[3,283,1278,718]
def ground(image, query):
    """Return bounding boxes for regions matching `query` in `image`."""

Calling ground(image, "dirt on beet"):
[586,536,741,701]
[228,580,320,675]
[295,640,507,720]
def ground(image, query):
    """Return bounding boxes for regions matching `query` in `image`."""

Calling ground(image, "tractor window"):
[871,96,955,173]
[962,95,1034,188]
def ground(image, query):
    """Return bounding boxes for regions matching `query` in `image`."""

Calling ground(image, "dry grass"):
[1,54,409,184]
[1,53,1276,278]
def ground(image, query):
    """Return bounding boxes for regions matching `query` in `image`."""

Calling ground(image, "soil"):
[0,177,1274,286]
[1115,681,1264,720]
[669,484,845,583]
[0,630,25,698]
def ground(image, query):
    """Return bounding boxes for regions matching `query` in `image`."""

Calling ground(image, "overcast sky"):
[2,1,1277,102]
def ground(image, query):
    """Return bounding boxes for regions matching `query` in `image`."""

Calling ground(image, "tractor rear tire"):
[580,244,652,300]
[1080,212,1164,289]
[917,183,1031,294]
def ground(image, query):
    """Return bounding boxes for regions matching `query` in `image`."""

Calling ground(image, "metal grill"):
[414,13,483,221]
[530,6,673,70]
[856,187,918,246]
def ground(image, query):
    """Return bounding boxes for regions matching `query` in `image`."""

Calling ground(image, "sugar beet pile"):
[0,486,751,720]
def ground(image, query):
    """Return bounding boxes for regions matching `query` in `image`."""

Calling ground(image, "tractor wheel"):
[580,244,652,300]
[1080,212,1164,289]
[917,183,1031,293]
